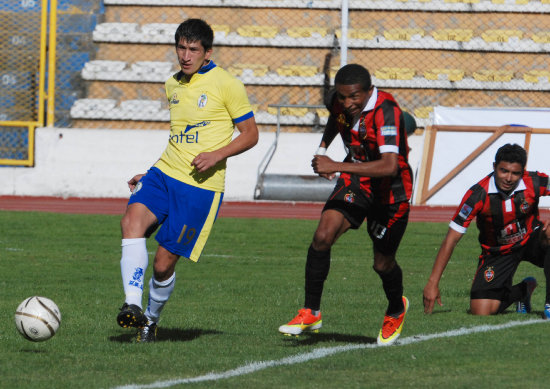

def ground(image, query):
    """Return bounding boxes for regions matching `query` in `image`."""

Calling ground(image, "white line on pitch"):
[113,318,546,389]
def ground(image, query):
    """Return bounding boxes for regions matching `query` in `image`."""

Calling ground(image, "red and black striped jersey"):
[450,170,550,256]
[327,87,413,204]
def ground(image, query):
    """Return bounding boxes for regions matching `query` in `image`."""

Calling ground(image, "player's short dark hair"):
[334,64,372,91]
[174,19,214,51]
[495,143,527,168]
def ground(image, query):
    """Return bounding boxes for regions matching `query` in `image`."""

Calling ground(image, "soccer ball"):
[14,296,61,342]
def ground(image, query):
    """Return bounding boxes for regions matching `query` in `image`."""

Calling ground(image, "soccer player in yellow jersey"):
[116,19,258,342]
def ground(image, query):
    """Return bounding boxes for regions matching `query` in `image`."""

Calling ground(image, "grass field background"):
[1,210,549,388]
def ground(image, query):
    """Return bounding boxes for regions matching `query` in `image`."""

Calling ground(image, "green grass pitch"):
[1,210,548,388]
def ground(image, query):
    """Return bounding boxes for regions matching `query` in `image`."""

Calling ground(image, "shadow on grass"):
[281,331,376,346]
[109,327,223,343]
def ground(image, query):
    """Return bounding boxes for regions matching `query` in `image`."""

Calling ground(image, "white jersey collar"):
[488,174,526,194]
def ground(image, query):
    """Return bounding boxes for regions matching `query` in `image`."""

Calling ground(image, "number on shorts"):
[177,225,196,245]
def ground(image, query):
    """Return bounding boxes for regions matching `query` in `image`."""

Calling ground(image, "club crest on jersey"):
[458,203,473,219]
[197,93,208,108]
[484,266,495,282]
[170,93,179,105]
[344,191,355,203]
[131,181,142,195]
[520,200,531,214]
[336,113,348,127]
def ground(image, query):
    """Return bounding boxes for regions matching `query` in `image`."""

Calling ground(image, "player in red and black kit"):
[279,64,414,346]
[423,144,550,318]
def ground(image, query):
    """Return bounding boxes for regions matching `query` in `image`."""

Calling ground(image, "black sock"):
[375,264,404,316]
[497,282,527,313]
[304,244,331,311]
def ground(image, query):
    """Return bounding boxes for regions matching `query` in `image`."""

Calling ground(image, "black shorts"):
[323,177,409,256]
[470,227,547,300]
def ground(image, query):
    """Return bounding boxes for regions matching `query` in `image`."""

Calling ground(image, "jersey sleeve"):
[537,171,550,196]
[374,101,401,154]
[221,75,253,123]
[449,184,484,234]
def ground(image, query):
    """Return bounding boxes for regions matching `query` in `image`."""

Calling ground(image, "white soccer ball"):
[14,296,61,342]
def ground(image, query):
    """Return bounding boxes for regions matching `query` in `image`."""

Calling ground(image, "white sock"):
[120,238,148,308]
[145,273,176,323]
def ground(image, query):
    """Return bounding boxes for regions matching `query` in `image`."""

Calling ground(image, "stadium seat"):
[141,23,177,36]
[93,23,138,41]
[491,0,528,3]
[374,67,416,80]
[481,29,523,43]
[83,60,127,73]
[236,25,278,39]
[286,27,328,38]
[531,31,550,44]
[70,98,117,119]
[120,99,162,113]
[211,24,230,38]
[383,28,424,41]
[473,69,514,82]
[276,65,319,77]
[131,61,174,77]
[227,64,269,77]
[424,68,465,81]
[523,70,550,83]
[413,106,433,119]
[316,108,330,118]
[335,28,376,40]
[432,29,473,42]
[444,0,480,3]
[267,106,309,116]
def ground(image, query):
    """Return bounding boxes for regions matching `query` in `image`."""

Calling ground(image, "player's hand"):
[312,155,337,176]
[423,281,442,314]
[319,172,336,180]
[127,173,146,192]
[191,151,221,173]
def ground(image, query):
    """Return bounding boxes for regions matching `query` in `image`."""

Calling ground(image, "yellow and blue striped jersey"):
[154,61,253,192]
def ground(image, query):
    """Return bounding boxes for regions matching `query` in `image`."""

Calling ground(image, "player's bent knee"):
[470,299,499,315]
[121,204,157,238]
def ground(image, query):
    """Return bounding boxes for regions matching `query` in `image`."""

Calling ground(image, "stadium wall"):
[0,127,424,202]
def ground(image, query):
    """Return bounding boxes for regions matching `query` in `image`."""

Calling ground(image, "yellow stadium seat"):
[492,0,528,3]
[236,25,278,39]
[316,108,330,118]
[523,70,550,83]
[286,27,328,38]
[383,28,424,41]
[374,67,416,80]
[414,106,433,119]
[276,65,319,77]
[267,107,309,116]
[531,32,550,44]
[432,29,473,42]
[424,69,465,82]
[335,28,376,40]
[211,24,230,37]
[227,64,269,77]
[473,70,514,82]
[481,29,523,43]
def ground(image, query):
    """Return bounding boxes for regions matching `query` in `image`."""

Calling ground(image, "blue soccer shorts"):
[128,167,223,262]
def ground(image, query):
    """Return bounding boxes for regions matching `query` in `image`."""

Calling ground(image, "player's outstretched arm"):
[423,227,463,314]
[191,116,259,173]
[312,151,398,179]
